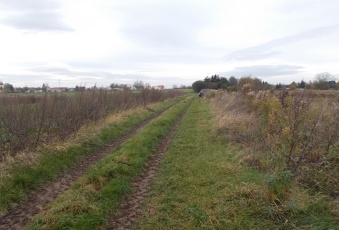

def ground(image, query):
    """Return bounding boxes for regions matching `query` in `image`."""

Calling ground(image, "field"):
[0,89,184,158]
[0,89,338,229]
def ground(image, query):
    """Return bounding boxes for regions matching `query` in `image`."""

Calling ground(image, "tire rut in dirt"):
[0,102,179,230]
[106,100,192,230]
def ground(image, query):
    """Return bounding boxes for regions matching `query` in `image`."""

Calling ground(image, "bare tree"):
[314,72,334,90]
[133,80,145,90]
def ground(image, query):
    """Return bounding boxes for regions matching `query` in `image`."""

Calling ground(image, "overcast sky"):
[0,0,338,88]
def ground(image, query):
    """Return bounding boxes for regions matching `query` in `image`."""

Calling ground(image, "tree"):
[110,83,118,89]
[228,76,238,86]
[4,83,14,93]
[192,80,207,92]
[314,72,333,90]
[237,76,270,91]
[133,80,144,90]
[204,74,221,83]
[75,85,86,91]
[237,76,253,90]
[203,75,229,90]
[42,83,48,92]
[289,81,297,90]
[252,78,263,91]
[305,81,313,90]
[298,80,306,89]
[217,77,229,89]
[276,83,283,89]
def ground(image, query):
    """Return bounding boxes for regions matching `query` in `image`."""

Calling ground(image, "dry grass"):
[0,107,137,174]
[0,99,177,187]
[209,89,339,198]
[0,90,185,158]
[135,98,337,229]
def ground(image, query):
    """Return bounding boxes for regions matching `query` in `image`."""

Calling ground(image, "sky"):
[0,0,338,88]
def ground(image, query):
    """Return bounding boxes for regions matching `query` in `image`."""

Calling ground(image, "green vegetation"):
[0,89,185,157]
[212,89,339,197]
[136,98,337,229]
[0,96,187,212]
[1,88,338,229]
[26,97,193,229]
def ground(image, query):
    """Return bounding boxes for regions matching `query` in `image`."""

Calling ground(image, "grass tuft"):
[26,97,193,229]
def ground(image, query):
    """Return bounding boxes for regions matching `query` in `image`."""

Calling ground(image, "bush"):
[0,89,185,158]
[210,90,339,196]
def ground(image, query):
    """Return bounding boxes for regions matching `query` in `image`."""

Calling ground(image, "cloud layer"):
[223,64,304,77]
[0,0,73,32]
[0,0,338,88]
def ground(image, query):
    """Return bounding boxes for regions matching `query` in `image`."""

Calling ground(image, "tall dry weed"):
[210,90,339,196]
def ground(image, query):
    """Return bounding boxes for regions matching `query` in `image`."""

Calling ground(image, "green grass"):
[0,96,188,212]
[26,97,194,229]
[135,98,338,229]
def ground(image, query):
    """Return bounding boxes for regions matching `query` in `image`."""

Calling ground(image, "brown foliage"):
[211,90,339,196]
[0,89,184,159]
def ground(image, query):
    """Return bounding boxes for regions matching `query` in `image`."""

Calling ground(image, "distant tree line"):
[193,72,339,93]
[192,75,271,93]
[110,83,131,90]
[277,72,338,90]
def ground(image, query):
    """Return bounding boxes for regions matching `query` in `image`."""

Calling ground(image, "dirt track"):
[0,103,178,230]
[106,100,191,230]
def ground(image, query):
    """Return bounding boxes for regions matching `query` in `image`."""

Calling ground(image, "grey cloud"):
[0,0,73,32]
[67,51,214,72]
[1,64,194,88]
[27,64,194,87]
[224,25,339,61]
[115,1,215,48]
[28,65,148,82]
[0,0,59,11]
[221,64,304,77]
[0,67,149,87]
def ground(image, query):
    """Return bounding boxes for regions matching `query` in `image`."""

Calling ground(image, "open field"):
[0,90,338,229]
[0,89,185,158]
[136,97,338,229]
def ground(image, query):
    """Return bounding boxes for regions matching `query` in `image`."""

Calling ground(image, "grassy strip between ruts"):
[0,95,188,212]
[135,98,338,229]
[26,96,193,229]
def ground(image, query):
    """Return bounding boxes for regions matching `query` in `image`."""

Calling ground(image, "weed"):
[135,98,338,229]
[211,90,339,197]
[267,171,293,203]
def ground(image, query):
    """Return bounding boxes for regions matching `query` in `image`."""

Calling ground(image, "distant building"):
[152,85,165,90]
[0,81,3,93]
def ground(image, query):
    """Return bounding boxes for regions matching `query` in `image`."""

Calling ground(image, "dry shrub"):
[0,89,184,159]
[210,90,339,197]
